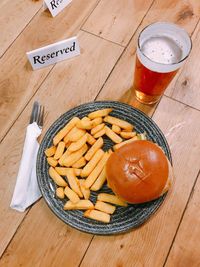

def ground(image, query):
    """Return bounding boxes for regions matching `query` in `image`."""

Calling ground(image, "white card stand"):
[44,0,72,17]
[27,36,80,70]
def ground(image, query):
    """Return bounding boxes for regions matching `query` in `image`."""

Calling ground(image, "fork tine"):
[35,104,41,125]
[30,101,39,124]
[37,105,44,128]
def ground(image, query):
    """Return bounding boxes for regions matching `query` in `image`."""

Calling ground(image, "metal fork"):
[30,101,44,128]
[10,101,44,212]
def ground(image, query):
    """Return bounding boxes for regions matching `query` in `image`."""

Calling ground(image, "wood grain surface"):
[165,21,200,110]
[0,0,42,57]
[0,0,99,142]
[0,201,93,267]
[165,173,200,267]
[0,0,200,266]
[82,0,154,46]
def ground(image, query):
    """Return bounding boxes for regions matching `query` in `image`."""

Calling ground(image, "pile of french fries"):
[45,108,146,223]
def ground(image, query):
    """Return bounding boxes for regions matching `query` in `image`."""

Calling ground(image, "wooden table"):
[1,1,200,266]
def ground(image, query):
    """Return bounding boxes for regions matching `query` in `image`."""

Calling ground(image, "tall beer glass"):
[133,22,192,104]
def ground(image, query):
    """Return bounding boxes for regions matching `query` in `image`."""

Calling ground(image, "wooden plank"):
[165,21,200,110]
[0,30,123,260]
[0,0,42,57]
[0,200,93,267]
[165,173,200,267]
[80,96,200,267]
[97,0,200,114]
[0,0,99,143]
[82,0,154,46]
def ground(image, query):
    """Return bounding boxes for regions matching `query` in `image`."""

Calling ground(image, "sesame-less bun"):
[106,140,171,204]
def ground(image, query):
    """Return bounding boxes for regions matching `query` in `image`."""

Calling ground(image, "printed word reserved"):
[27,37,80,70]
[44,0,72,17]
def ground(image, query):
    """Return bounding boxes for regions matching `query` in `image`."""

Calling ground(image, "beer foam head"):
[137,22,192,73]
[141,36,183,64]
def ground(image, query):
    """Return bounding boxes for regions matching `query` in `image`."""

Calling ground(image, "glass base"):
[135,90,161,105]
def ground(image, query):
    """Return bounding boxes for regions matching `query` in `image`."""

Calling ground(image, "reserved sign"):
[44,0,72,17]
[27,37,80,70]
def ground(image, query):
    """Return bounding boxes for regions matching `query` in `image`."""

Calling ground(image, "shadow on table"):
[119,87,158,117]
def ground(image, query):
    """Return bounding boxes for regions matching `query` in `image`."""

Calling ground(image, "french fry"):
[72,157,87,168]
[54,141,65,160]
[45,146,56,157]
[90,167,106,191]
[76,117,103,129]
[56,187,65,199]
[49,167,67,187]
[104,116,133,131]
[74,168,81,176]
[82,117,91,122]
[91,123,105,135]
[87,133,96,145]
[122,128,132,132]
[58,149,71,166]
[85,137,103,161]
[85,153,110,188]
[113,136,138,150]
[105,126,122,144]
[97,193,127,207]
[63,135,69,144]
[64,200,94,210]
[84,209,110,223]
[55,167,81,177]
[55,167,70,176]
[95,201,116,214]
[47,157,58,167]
[68,133,88,152]
[65,168,83,197]
[76,120,92,130]
[81,149,104,177]
[93,127,106,139]
[120,131,136,139]
[76,116,103,130]
[64,186,80,203]
[67,126,86,142]
[90,117,103,127]
[112,125,121,134]
[88,108,113,119]
[53,117,80,145]
[65,141,72,148]
[63,144,88,167]
[63,135,71,146]
[79,179,90,200]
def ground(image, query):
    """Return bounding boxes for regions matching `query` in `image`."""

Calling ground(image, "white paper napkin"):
[10,122,42,212]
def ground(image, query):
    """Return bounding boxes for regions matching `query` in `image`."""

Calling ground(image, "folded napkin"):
[10,122,42,212]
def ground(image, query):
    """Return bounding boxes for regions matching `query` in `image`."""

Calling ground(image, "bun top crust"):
[106,140,169,203]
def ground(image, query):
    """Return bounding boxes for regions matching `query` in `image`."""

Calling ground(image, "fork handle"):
[10,122,42,212]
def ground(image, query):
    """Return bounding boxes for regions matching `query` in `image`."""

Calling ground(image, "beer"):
[133,23,192,104]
